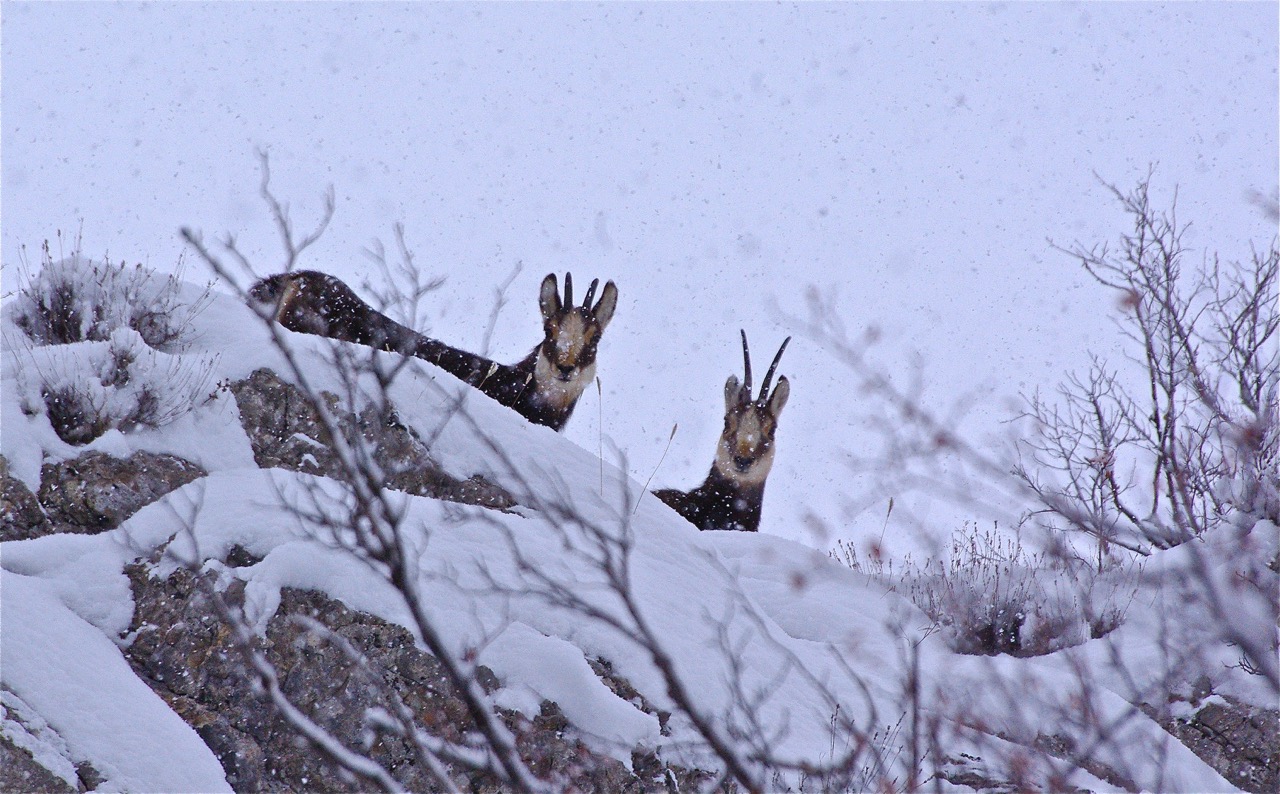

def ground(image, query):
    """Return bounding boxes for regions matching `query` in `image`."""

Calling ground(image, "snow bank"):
[1,270,1243,791]
[1,571,230,792]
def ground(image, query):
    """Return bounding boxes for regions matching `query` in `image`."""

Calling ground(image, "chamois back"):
[248,270,617,431]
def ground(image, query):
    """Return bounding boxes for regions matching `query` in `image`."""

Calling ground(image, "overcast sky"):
[4,2,1276,550]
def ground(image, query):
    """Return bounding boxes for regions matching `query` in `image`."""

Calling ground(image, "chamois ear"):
[724,375,743,410]
[539,273,561,321]
[767,376,790,416]
[592,281,618,330]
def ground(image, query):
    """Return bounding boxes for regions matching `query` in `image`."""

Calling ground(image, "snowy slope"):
[1,271,1243,791]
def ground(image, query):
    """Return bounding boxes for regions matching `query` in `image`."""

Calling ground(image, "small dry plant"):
[837,523,1134,657]
[8,237,217,445]
[11,235,212,351]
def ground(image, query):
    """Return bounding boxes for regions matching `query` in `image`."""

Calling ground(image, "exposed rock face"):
[0,731,78,793]
[10,363,1275,793]
[1151,695,1280,794]
[1,456,51,541]
[122,560,687,792]
[0,687,102,793]
[230,368,513,509]
[37,450,205,534]
[4,449,205,541]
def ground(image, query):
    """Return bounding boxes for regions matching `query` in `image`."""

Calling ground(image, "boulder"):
[122,561,690,792]
[1151,694,1279,794]
[230,368,513,509]
[37,451,205,533]
[0,729,78,793]
[1,456,51,541]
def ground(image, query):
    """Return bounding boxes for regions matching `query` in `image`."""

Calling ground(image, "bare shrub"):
[11,237,212,352]
[1017,176,1279,555]
[804,174,1278,693]
[174,154,925,793]
[5,239,219,446]
[163,157,1271,793]
[837,524,1132,657]
[27,329,217,446]
[41,382,112,447]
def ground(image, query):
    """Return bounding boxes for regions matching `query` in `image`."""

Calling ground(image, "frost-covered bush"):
[6,240,218,445]
[837,525,1134,657]
[11,240,212,351]
[1018,180,1278,552]
[22,326,217,446]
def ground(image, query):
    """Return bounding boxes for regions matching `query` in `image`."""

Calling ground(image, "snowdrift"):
[1,262,1249,791]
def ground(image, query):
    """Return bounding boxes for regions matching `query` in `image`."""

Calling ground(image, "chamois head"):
[532,272,618,399]
[715,331,791,486]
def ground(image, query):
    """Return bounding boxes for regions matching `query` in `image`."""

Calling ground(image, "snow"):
[482,623,661,767]
[1,571,231,792]
[1,689,81,790]
[0,278,1254,789]
[1073,519,1280,709]
[2,4,1274,790]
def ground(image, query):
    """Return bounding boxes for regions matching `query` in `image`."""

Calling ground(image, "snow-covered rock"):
[1,258,1261,792]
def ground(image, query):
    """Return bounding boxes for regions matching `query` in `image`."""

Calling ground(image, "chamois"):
[249,270,618,431]
[654,331,791,532]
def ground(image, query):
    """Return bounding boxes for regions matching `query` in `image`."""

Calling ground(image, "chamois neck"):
[694,466,766,532]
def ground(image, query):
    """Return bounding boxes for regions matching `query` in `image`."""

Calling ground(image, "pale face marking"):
[714,406,778,486]
[534,353,595,410]
[530,272,616,420]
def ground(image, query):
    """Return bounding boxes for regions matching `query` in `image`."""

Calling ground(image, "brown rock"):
[1153,695,1279,794]
[230,368,514,509]
[37,451,205,533]
[122,562,693,792]
[1,456,52,541]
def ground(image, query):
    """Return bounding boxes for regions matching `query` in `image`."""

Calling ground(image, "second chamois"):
[654,331,791,532]
[249,270,618,431]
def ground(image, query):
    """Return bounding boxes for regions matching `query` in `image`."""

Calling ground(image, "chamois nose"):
[733,455,754,472]
[557,364,576,379]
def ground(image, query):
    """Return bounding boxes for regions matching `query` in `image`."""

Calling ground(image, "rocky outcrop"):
[230,368,513,509]
[0,732,78,793]
[36,450,205,533]
[13,363,1272,793]
[1149,694,1280,794]
[4,449,205,541]
[122,559,692,792]
[0,688,102,793]
[1,456,51,541]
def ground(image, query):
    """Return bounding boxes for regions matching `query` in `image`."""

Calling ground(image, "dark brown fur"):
[249,270,617,431]
[655,469,768,534]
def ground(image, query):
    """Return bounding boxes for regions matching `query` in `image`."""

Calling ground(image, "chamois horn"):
[563,272,573,308]
[583,277,600,309]
[758,336,792,403]
[740,329,753,400]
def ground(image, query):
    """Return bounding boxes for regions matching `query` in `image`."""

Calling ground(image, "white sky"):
[4,2,1277,550]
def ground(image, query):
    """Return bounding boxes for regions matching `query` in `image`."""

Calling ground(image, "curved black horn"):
[759,336,792,401]
[740,329,753,397]
[583,277,599,309]
[563,272,573,308]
